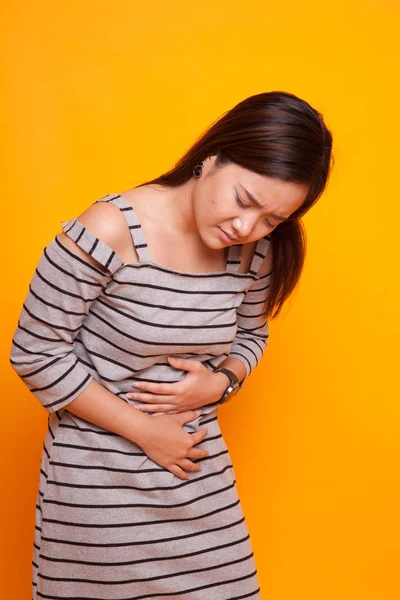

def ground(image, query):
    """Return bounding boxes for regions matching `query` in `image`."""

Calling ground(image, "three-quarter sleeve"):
[9,216,124,414]
[226,270,271,388]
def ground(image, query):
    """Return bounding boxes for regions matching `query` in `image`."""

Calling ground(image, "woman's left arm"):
[127,247,273,414]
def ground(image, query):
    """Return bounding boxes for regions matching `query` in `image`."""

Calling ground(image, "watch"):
[213,367,240,405]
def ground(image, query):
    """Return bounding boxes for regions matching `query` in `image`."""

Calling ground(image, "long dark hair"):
[136,91,334,319]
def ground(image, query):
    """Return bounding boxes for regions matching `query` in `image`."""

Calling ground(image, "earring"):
[193,162,204,178]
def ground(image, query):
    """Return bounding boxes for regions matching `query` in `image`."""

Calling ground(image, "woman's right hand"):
[134,409,210,480]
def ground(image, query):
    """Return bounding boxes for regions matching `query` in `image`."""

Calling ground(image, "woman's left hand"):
[125,356,228,415]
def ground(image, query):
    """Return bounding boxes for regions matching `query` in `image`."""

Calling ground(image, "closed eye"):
[235,192,275,229]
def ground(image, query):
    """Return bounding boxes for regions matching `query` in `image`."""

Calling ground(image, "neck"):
[147,180,199,236]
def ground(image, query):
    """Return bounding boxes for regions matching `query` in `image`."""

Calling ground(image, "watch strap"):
[214,367,239,386]
[214,367,240,405]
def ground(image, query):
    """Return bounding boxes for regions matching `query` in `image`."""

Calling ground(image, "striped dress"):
[10,193,272,600]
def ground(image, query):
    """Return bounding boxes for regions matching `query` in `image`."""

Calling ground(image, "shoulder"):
[58,199,133,270]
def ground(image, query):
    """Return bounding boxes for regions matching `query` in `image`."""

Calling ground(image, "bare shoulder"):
[57,200,134,270]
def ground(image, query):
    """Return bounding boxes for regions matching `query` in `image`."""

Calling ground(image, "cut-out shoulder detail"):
[55,232,115,276]
[59,199,137,275]
[61,217,124,275]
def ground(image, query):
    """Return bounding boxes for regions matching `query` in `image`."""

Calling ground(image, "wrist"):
[212,367,241,405]
[127,406,153,447]
[213,370,231,393]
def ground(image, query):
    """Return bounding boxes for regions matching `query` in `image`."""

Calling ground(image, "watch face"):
[229,385,240,399]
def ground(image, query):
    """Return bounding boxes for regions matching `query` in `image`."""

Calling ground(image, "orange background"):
[3,1,399,598]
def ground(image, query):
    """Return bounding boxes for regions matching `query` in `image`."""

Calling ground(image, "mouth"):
[218,227,238,242]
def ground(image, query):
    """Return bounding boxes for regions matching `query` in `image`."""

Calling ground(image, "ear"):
[205,154,218,166]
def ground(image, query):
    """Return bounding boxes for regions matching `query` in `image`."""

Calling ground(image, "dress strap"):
[225,243,244,273]
[96,194,153,262]
[248,234,272,277]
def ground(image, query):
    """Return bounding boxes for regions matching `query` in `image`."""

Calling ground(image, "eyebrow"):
[238,183,288,222]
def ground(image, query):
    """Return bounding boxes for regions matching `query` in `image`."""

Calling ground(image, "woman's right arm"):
[64,376,155,440]
[9,200,208,479]
[9,201,129,413]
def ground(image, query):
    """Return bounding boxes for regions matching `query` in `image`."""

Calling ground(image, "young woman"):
[10,90,333,599]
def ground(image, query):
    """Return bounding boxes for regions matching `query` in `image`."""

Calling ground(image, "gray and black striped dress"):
[10,193,272,600]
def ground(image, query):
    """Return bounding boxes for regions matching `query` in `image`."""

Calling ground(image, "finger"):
[127,393,176,404]
[189,429,209,445]
[134,404,177,412]
[167,356,202,372]
[178,458,202,472]
[187,447,210,460]
[130,381,180,395]
[150,410,182,417]
[169,464,190,481]
[178,410,203,424]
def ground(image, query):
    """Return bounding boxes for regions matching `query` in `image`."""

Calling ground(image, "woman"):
[10,90,333,599]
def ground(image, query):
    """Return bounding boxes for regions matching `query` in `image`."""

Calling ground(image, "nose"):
[232,217,254,238]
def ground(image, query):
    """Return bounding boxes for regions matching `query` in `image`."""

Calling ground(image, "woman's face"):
[193,155,309,248]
